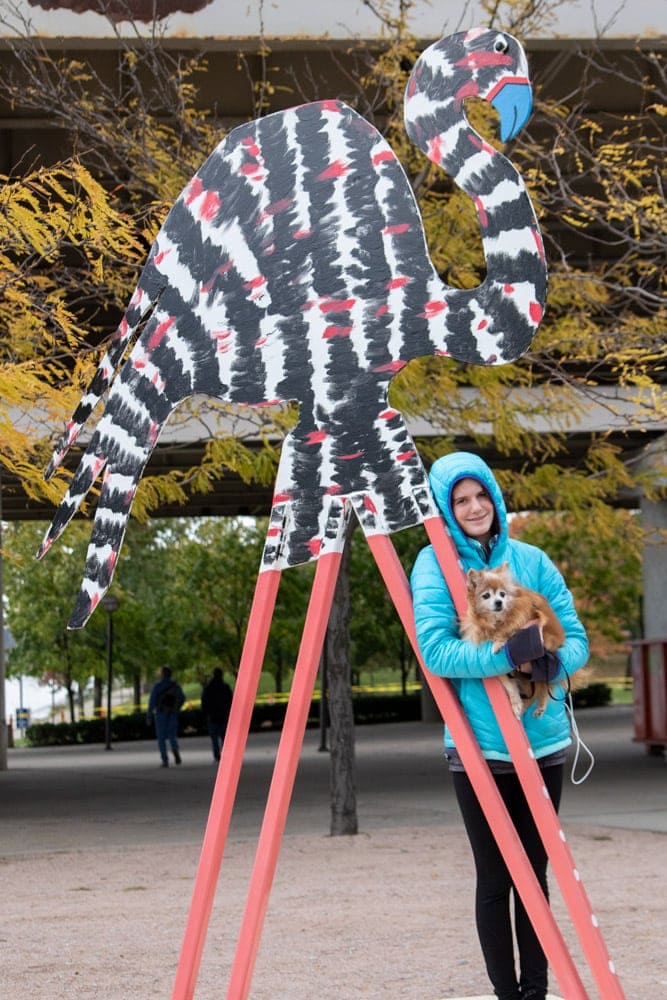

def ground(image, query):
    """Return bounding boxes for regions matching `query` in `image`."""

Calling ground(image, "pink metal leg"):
[225,550,343,1000]
[484,679,626,999]
[423,515,626,999]
[366,531,588,999]
[172,568,282,1000]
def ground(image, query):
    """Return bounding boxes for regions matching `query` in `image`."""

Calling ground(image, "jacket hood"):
[428,452,509,565]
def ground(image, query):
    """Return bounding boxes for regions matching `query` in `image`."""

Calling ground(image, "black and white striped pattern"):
[38,28,547,627]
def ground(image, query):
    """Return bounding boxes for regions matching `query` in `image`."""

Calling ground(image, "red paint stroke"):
[420,299,447,318]
[184,176,203,205]
[469,134,496,156]
[153,248,172,267]
[114,317,129,340]
[383,223,410,235]
[201,261,233,294]
[397,449,417,461]
[363,495,377,514]
[323,325,352,339]
[407,69,420,98]
[456,52,512,71]
[272,492,293,504]
[241,136,261,157]
[379,409,398,419]
[243,276,266,290]
[294,228,313,239]
[307,538,322,557]
[148,316,175,351]
[260,198,293,220]
[374,360,407,373]
[504,283,515,293]
[477,319,488,330]
[318,160,348,181]
[455,80,480,103]
[427,135,444,163]
[375,304,390,316]
[339,450,364,460]
[373,149,394,165]
[531,227,546,262]
[200,191,221,221]
[305,430,327,444]
[387,276,409,290]
[474,195,488,228]
[320,298,356,313]
[530,301,543,324]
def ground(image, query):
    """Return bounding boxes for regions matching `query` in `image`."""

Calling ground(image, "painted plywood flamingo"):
[37,28,627,1000]
[38,26,546,627]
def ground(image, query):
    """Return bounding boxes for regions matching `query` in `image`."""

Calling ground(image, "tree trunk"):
[326,520,358,836]
[133,673,141,712]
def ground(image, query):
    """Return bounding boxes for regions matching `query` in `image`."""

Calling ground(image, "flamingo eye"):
[493,35,509,54]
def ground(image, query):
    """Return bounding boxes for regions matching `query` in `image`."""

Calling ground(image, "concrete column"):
[638,435,667,640]
[641,495,667,639]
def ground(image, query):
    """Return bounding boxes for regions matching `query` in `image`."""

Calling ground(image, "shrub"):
[24,693,423,745]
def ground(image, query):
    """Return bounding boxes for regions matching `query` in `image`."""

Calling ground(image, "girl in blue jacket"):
[410,451,589,1000]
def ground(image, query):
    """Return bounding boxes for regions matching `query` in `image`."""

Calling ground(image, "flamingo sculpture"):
[35,31,628,1000]
[38,27,547,627]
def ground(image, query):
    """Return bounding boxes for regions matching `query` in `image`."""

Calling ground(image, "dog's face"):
[466,565,515,619]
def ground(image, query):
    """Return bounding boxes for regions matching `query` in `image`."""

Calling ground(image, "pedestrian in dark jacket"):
[201,668,233,763]
[411,452,589,1000]
[147,666,186,767]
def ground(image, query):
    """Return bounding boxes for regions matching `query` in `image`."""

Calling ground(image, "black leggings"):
[451,764,563,1000]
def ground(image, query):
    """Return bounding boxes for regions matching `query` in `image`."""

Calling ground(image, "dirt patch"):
[2,824,664,999]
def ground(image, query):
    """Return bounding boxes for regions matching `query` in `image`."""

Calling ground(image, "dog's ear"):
[466,568,478,592]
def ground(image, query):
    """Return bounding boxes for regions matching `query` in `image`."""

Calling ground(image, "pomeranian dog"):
[460,563,566,718]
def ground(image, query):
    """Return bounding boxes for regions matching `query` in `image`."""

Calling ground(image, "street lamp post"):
[101,595,120,751]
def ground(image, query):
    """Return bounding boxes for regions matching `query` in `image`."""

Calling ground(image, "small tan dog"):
[460,563,565,718]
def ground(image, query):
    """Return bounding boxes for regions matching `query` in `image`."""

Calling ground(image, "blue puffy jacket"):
[410,452,589,762]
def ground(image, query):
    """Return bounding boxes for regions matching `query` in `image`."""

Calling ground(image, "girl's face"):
[451,477,495,546]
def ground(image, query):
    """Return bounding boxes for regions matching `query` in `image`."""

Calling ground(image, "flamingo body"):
[38,28,547,627]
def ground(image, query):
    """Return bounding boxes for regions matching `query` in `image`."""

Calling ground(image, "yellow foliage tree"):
[0,0,664,527]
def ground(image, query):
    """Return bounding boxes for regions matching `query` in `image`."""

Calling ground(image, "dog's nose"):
[493,599,503,610]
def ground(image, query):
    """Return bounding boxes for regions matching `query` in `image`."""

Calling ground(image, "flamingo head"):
[405,27,534,145]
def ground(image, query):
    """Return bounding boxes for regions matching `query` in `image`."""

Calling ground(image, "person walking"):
[147,666,186,767]
[410,451,589,1000]
[201,667,233,763]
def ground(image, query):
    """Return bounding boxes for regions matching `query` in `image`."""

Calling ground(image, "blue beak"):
[490,81,533,142]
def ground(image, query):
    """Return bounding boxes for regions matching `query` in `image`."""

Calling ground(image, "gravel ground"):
[2,822,664,999]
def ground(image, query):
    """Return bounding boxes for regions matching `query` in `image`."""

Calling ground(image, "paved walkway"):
[1,705,664,856]
[1,705,665,1000]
